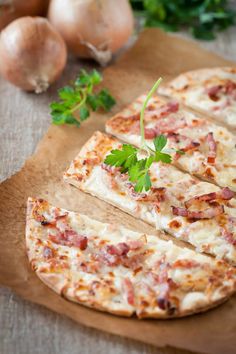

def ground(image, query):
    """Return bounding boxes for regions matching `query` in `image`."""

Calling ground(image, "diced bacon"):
[106,242,130,256]
[206,132,217,164]
[172,203,224,219]
[157,116,187,134]
[207,80,236,101]
[136,187,167,212]
[144,127,159,139]
[146,101,179,118]
[101,163,121,174]
[49,230,88,250]
[220,216,236,246]
[207,85,222,101]
[132,187,166,203]
[122,278,135,305]
[126,182,147,200]
[181,141,200,153]
[144,117,187,140]
[43,246,54,259]
[83,156,100,166]
[185,187,234,208]
[220,187,235,200]
[225,80,236,96]
[165,101,179,113]
[155,262,171,311]
[221,228,236,246]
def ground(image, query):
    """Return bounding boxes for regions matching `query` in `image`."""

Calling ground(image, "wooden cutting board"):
[0,28,235,354]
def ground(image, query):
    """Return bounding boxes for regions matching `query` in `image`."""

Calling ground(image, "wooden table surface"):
[1,27,236,354]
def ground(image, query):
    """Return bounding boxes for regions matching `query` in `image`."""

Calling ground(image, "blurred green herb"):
[50,69,116,127]
[130,0,235,40]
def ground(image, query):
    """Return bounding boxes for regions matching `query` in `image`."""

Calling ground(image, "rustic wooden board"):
[0,31,236,354]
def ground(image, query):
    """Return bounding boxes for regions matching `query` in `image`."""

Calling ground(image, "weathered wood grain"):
[1,27,236,354]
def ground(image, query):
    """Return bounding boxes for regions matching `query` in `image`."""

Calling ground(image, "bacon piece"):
[157,116,187,134]
[122,278,135,305]
[49,230,88,250]
[126,182,147,200]
[131,187,166,203]
[207,81,236,101]
[225,80,236,95]
[165,101,179,113]
[172,203,224,219]
[156,262,171,311]
[206,132,217,164]
[144,116,187,140]
[144,127,159,139]
[106,242,130,256]
[126,186,166,212]
[220,216,236,246]
[146,101,179,117]
[99,240,145,269]
[101,163,121,175]
[185,187,234,208]
[207,85,222,101]
[221,228,236,246]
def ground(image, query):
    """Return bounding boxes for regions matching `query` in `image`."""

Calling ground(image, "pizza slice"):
[158,67,236,128]
[26,197,236,318]
[105,94,236,191]
[64,131,236,265]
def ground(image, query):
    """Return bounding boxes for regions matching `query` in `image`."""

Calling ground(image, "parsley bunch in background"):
[130,0,235,40]
[51,69,116,127]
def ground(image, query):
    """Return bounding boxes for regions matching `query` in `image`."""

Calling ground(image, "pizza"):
[64,131,236,265]
[158,67,236,128]
[105,94,236,192]
[26,197,236,318]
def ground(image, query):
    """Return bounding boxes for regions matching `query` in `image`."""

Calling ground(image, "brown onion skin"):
[0,0,49,31]
[48,0,134,58]
[0,16,67,92]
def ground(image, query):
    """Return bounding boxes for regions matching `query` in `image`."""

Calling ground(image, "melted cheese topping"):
[105,94,236,191]
[159,67,236,127]
[64,132,236,265]
[26,198,236,318]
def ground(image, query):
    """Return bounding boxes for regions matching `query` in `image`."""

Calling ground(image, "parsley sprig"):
[50,69,116,127]
[104,78,175,192]
[130,0,235,40]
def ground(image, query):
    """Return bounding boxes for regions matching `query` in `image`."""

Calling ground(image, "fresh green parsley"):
[104,77,179,192]
[50,69,116,127]
[130,0,235,40]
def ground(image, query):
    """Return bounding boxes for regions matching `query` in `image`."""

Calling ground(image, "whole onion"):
[0,16,67,93]
[0,0,49,31]
[48,0,134,66]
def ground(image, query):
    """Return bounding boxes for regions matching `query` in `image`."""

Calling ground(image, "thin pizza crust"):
[158,67,236,128]
[26,197,236,318]
[105,93,236,191]
[64,131,236,265]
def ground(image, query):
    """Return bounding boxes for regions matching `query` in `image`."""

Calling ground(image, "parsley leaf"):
[104,145,138,173]
[50,69,116,127]
[104,77,183,192]
[153,134,167,151]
